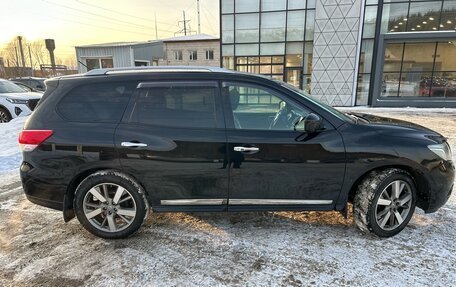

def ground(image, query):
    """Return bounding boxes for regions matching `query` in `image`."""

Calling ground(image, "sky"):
[0,0,219,61]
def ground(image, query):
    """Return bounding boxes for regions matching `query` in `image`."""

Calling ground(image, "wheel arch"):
[346,165,428,206]
[0,104,12,119]
[63,168,148,222]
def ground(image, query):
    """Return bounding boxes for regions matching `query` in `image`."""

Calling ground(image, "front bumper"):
[419,160,455,213]
[3,102,33,119]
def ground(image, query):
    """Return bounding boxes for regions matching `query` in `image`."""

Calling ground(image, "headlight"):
[6,98,28,104]
[428,142,452,161]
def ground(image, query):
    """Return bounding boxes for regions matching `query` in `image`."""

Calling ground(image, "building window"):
[235,13,260,43]
[189,50,198,61]
[380,41,456,98]
[261,12,286,42]
[356,0,456,105]
[134,61,148,67]
[220,0,316,91]
[236,56,284,79]
[173,50,183,61]
[85,58,113,71]
[205,50,214,60]
[381,0,455,33]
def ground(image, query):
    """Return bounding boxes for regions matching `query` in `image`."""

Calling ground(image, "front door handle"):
[234,146,259,152]
[121,142,148,148]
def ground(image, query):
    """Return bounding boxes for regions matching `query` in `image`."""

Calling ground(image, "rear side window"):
[58,82,135,122]
[130,85,217,128]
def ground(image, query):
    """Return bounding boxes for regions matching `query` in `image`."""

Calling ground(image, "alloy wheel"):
[0,110,9,123]
[374,180,413,231]
[83,183,137,232]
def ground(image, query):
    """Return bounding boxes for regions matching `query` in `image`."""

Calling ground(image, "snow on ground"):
[0,109,455,287]
[0,117,26,175]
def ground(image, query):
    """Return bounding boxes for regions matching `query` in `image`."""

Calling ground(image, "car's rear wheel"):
[0,107,12,123]
[353,168,416,237]
[74,170,149,239]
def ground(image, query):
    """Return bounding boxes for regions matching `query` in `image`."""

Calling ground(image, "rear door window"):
[58,82,136,122]
[129,83,218,128]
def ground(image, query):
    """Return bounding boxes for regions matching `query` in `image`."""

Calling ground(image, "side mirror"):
[304,113,323,133]
[293,113,323,133]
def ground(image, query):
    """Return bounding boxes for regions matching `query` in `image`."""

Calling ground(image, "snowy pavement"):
[0,110,455,287]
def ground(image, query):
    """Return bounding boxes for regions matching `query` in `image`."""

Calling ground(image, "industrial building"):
[75,34,220,73]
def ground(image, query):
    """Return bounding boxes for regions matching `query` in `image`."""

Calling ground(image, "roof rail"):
[84,66,229,76]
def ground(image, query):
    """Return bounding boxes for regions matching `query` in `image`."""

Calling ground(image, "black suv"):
[19,67,454,238]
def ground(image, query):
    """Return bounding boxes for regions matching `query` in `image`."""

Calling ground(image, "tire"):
[74,170,149,239]
[353,168,416,237]
[0,107,12,123]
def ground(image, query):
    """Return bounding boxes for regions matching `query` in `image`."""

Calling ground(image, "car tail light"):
[18,130,53,152]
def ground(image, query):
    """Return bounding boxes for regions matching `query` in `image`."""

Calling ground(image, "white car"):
[0,79,42,123]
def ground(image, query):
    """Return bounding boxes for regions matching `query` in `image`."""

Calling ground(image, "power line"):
[41,0,169,32]
[47,6,176,33]
[201,6,217,35]
[41,14,162,37]
[74,0,179,28]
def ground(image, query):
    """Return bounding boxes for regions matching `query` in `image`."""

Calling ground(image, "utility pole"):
[17,36,26,70]
[183,11,187,35]
[197,0,201,34]
[175,10,194,36]
[28,45,33,77]
[14,46,20,76]
[154,12,158,40]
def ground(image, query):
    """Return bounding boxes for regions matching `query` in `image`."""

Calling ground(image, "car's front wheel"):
[0,107,12,123]
[354,168,416,237]
[74,170,149,239]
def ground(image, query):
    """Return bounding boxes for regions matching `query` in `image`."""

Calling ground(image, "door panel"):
[222,82,346,210]
[116,81,228,210]
[226,130,345,203]
[116,126,228,207]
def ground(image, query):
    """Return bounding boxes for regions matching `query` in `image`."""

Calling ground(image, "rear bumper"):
[20,162,66,211]
[419,160,455,213]
[25,194,63,211]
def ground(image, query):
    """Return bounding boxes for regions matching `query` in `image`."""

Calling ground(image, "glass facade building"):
[221,0,315,93]
[220,0,456,107]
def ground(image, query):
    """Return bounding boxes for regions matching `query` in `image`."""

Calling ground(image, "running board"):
[160,199,333,205]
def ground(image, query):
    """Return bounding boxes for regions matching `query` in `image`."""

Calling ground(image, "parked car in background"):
[12,81,44,93]
[0,79,42,123]
[19,67,454,239]
[10,77,46,92]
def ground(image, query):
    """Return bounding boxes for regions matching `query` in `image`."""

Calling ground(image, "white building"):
[75,34,221,73]
[75,41,163,73]
[158,34,220,67]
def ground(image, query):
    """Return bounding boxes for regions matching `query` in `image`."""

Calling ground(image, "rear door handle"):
[121,142,148,148]
[234,146,259,152]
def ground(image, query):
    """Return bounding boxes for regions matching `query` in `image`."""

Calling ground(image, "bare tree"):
[2,38,21,68]
[29,40,49,69]
[0,36,52,77]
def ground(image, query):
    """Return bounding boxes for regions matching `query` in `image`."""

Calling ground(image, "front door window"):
[223,83,310,131]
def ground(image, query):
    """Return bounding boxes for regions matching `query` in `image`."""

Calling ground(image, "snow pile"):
[0,117,27,174]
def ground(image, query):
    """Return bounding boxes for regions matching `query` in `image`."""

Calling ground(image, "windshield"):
[0,80,26,93]
[279,81,354,123]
